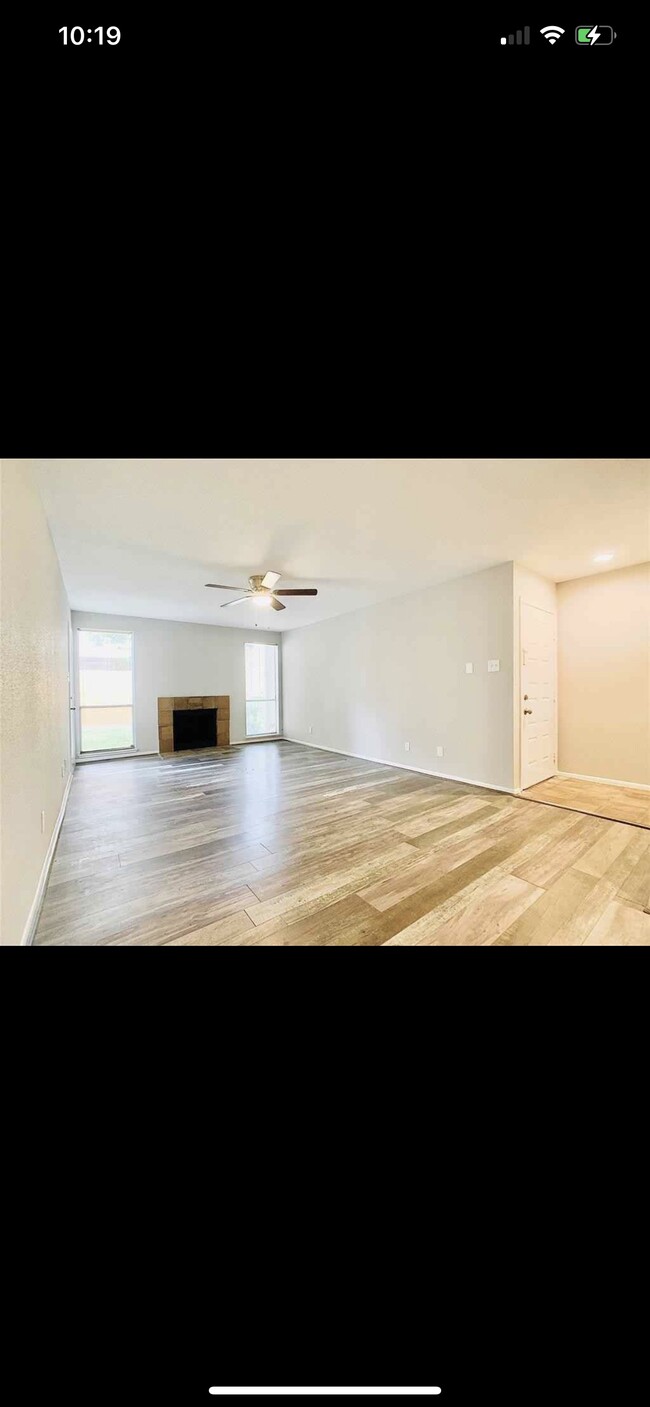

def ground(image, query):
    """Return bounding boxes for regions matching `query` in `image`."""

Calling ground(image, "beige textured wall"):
[557,562,650,785]
[282,562,515,791]
[1,460,71,944]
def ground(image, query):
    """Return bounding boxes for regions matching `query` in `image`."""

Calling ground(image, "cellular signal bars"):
[501,28,530,45]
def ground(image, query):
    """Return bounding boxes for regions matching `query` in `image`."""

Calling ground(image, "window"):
[78,630,134,752]
[245,643,279,737]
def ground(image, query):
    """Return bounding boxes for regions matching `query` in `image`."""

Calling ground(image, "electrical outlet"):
[488,659,500,672]
[41,810,45,834]
[437,746,444,757]
[465,662,473,674]
[404,741,410,752]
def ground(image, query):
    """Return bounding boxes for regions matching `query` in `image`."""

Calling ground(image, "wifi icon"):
[540,25,565,44]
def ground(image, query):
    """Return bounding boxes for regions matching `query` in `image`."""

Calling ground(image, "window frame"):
[76,627,137,757]
[244,641,280,739]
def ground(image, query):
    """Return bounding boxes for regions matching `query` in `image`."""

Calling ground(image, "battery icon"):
[575,25,616,44]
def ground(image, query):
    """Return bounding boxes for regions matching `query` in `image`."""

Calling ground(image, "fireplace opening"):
[173,708,217,750]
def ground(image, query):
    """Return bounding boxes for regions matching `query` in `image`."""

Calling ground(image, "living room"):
[1,458,648,946]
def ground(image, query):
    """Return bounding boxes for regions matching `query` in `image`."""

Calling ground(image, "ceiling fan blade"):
[262,570,281,589]
[205,583,247,590]
[274,588,318,596]
[269,596,286,611]
[220,595,253,607]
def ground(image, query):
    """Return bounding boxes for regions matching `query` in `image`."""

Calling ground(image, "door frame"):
[518,599,558,792]
[68,618,77,767]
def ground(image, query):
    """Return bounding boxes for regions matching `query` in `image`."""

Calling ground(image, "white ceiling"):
[33,459,650,631]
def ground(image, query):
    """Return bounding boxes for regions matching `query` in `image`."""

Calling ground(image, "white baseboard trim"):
[556,770,650,791]
[230,736,283,746]
[75,750,159,764]
[281,737,516,795]
[21,771,73,946]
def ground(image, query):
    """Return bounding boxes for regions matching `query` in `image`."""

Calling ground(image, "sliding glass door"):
[78,629,135,752]
[245,642,279,737]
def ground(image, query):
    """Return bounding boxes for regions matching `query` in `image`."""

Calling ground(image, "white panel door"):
[521,602,556,789]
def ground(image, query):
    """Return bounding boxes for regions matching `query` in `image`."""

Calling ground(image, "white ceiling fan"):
[205,570,318,612]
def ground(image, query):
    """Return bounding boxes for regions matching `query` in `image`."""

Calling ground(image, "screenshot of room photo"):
[0,458,648,947]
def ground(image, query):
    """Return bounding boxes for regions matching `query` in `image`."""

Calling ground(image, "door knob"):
[524,708,532,715]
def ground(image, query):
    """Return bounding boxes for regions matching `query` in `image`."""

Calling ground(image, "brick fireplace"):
[157,696,230,753]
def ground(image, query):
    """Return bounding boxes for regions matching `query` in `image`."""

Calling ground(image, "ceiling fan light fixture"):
[207,571,317,610]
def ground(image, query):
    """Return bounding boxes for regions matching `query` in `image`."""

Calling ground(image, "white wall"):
[71,611,282,754]
[557,562,650,785]
[513,564,558,791]
[1,460,71,946]
[282,562,515,790]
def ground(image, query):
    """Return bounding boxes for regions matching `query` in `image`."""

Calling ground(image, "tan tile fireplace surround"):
[157,696,230,753]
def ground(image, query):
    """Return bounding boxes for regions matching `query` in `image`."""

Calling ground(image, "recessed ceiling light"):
[594,553,614,562]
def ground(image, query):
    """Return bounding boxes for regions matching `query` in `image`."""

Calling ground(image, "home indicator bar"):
[209,1393,442,1399]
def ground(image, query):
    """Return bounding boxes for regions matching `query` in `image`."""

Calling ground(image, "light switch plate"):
[465,662,473,674]
[437,746,444,757]
[488,659,500,672]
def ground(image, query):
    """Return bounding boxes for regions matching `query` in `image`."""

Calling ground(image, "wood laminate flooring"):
[523,775,650,829]
[34,742,650,946]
